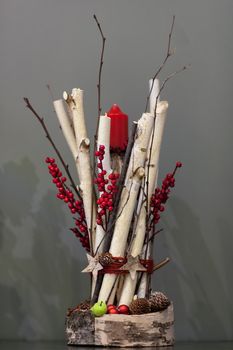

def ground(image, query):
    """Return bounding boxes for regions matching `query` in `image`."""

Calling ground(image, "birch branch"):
[53,99,77,160]
[64,89,96,249]
[119,101,168,305]
[98,113,154,303]
[94,115,111,256]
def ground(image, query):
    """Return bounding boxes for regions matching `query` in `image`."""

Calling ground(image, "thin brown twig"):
[46,84,55,102]
[153,257,170,271]
[23,97,82,200]
[148,228,164,242]
[90,15,107,258]
[145,15,175,113]
[93,14,106,134]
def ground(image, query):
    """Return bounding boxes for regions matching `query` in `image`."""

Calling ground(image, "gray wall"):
[1,0,233,341]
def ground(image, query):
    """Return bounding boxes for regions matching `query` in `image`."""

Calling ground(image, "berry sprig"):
[45,156,90,252]
[150,161,182,226]
[94,145,119,228]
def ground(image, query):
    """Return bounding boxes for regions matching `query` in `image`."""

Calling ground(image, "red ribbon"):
[99,256,154,275]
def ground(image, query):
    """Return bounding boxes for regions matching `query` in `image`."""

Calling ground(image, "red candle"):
[107,104,128,153]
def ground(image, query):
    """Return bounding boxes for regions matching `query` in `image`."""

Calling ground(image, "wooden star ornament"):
[82,254,103,284]
[119,255,147,280]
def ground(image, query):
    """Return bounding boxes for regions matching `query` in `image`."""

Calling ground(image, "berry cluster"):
[150,162,182,225]
[94,145,119,227]
[45,157,90,252]
[107,304,129,315]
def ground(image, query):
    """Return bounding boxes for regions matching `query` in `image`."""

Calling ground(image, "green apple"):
[90,301,107,317]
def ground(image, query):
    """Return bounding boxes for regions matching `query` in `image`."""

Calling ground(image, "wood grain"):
[66,303,174,347]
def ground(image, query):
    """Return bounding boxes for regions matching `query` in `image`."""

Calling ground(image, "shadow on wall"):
[0,158,88,340]
[156,196,233,341]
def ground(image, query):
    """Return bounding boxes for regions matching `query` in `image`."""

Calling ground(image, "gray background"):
[1,0,233,342]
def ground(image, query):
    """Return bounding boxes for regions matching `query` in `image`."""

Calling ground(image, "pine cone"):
[129,298,150,315]
[76,299,91,312]
[99,252,113,266]
[149,292,170,312]
[66,299,90,317]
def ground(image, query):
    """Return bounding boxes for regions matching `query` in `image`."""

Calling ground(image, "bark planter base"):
[66,303,174,347]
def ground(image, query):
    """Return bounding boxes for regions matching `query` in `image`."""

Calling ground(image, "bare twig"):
[90,15,107,257]
[46,84,55,102]
[23,97,82,200]
[153,257,170,271]
[148,228,164,242]
[93,14,106,133]
[145,15,175,113]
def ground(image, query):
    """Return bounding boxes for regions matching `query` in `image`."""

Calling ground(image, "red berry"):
[118,305,129,315]
[45,157,51,163]
[108,308,119,315]
[176,161,182,168]
[107,305,116,313]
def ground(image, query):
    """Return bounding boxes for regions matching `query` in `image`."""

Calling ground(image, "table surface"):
[0,341,232,350]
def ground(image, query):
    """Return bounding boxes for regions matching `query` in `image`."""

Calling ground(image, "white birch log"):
[119,101,169,305]
[97,115,111,175]
[98,113,154,302]
[149,78,160,114]
[63,89,96,235]
[53,99,77,159]
[94,115,112,255]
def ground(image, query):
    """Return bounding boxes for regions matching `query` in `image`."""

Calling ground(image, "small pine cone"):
[129,298,150,315]
[99,252,113,266]
[76,299,90,312]
[149,292,170,312]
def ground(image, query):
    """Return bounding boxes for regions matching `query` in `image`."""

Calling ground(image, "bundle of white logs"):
[53,79,168,305]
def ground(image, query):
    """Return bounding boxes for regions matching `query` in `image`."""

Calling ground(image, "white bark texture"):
[119,101,169,305]
[98,113,154,303]
[53,99,77,159]
[66,303,175,347]
[63,88,96,236]
[94,115,112,255]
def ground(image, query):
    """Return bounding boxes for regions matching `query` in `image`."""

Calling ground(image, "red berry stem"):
[24,97,82,200]
[94,145,119,232]
[46,157,90,252]
[149,161,182,227]
[143,161,183,258]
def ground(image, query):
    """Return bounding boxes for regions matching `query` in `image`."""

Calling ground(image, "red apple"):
[118,304,129,315]
[108,308,119,314]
